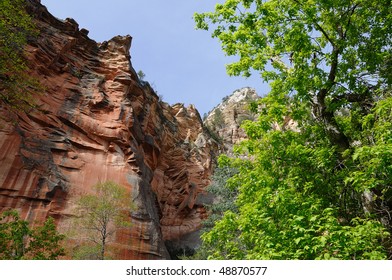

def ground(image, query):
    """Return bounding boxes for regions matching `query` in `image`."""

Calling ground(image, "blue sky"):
[40,0,269,115]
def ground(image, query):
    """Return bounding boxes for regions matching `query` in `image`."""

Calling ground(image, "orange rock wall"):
[0,0,218,259]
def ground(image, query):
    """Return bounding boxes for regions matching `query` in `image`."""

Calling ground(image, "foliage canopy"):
[0,210,65,260]
[195,0,392,259]
[0,0,40,114]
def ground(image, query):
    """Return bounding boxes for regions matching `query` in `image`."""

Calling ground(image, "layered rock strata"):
[0,0,218,259]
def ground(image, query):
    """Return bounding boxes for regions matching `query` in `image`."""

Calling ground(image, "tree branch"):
[315,46,350,151]
[342,2,361,39]
[318,46,339,103]
[292,0,336,47]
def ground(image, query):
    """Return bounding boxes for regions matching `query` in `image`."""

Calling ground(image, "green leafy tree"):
[195,0,391,151]
[0,210,65,260]
[72,181,132,260]
[202,156,240,230]
[0,0,40,114]
[0,210,29,259]
[137,70,146,81]
[190,158,240,259]
[200,94,392,259]
[195,0,392,259]
[212,107,225,129]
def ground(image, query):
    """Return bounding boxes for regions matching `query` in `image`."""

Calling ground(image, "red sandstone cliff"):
[0,0,219,259]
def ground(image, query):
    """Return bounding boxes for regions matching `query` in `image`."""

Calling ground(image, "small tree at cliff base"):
[0,210,65,260]
[71,181,132,260]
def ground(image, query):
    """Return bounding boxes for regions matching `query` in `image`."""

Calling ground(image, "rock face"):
[0,0,219,259]
[204,87,259,153]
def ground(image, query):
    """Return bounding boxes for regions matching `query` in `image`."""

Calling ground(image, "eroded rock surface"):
[0,0,219,259]
[204,87,260,153]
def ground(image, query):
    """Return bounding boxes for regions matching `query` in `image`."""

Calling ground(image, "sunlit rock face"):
[0,0,219,259]
[204,87,260,153]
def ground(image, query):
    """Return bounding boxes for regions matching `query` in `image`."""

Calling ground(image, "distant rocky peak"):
[210,87,259,113]
[204,87,260,152]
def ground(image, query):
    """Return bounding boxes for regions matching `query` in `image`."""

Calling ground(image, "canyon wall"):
[0,0,219,259]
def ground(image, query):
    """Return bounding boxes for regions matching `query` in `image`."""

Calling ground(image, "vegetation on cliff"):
[0,0,40,114]
[195,0,392,259]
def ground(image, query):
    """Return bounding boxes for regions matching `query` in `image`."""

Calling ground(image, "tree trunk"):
[314,46,350,153]
[100,237,105,260]
[100,227,106,260]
